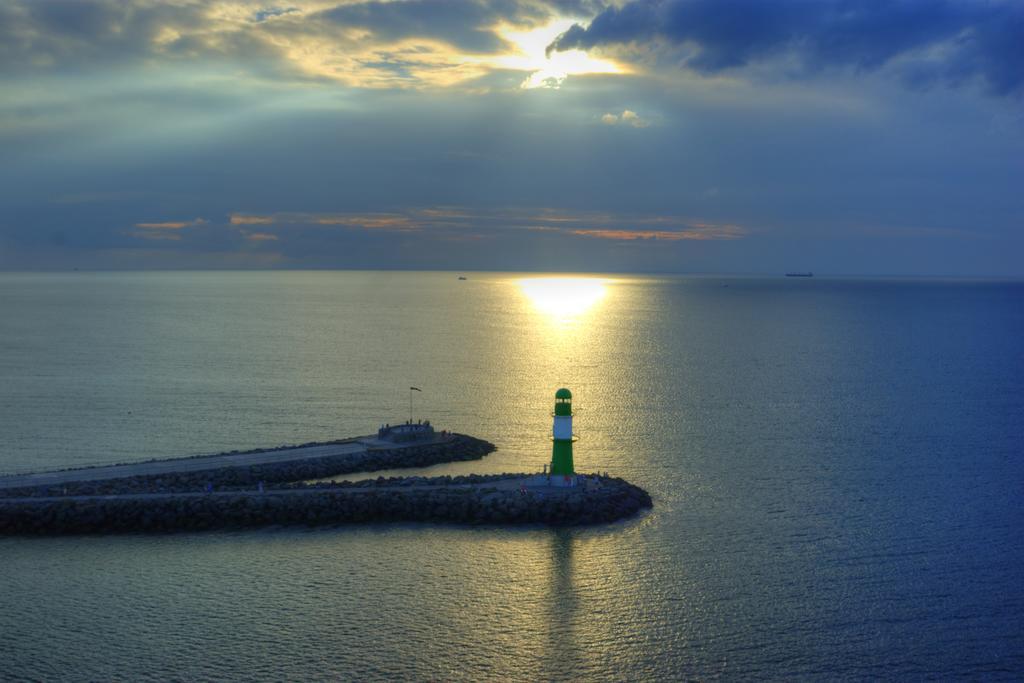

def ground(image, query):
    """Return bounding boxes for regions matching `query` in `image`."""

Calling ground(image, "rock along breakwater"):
[0,434,495,498]
[0,432,653,535]
[0,474,652,535]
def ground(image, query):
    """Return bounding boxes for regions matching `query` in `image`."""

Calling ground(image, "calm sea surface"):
[1,271,1021,680]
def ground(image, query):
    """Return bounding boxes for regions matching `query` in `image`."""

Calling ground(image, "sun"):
[495,19,625,89]
[519,277,609,320]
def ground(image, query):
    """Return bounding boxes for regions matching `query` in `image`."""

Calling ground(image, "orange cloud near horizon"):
[230,215,275,226]
[219,207,750,247]
[230,212,421,232]
[570,226,744,241]
[135,218,207,230]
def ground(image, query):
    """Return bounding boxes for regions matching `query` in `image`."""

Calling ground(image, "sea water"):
[1,271,1021,680]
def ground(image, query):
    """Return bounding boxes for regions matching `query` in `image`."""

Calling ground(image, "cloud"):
[317,0,513,55]
[601,109,649,127]
[232,207,745,242]
[0,0,285,79]
[3,58,1021,277]
[130,217,207,242]
[229,215,274,226]
[245,232,278,241]
[312,214,419,230]
[252,7,299,24]
[570,224,743,240]
[4,0,1020,96]
[0,0,570,89]
[229,212,420,232]
[134,218,207,229]
[548,0,1024,96]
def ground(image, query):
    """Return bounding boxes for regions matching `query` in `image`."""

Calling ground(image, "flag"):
[410,386,422,391]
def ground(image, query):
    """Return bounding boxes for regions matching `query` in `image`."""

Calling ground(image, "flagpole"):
[409,387,413,423]
[408,386,422,423]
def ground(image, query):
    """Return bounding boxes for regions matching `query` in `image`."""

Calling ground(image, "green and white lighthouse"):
[551,388,576,479]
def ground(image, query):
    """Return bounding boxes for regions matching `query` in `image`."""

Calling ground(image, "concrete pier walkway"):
[0,434,452,491]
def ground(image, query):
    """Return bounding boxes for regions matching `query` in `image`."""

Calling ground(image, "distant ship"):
[785,272,813,277]
[458,276,467,280]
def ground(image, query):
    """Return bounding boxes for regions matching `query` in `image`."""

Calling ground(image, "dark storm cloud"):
[548,0,1024,96]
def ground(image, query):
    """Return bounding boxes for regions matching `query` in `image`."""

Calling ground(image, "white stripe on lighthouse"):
[553,415,573,440]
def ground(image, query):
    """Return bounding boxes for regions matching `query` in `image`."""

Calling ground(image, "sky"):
[1,0,1022,275]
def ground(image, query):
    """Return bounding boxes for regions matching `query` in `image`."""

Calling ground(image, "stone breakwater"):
[0,474,652,535]
[0,434,495,498]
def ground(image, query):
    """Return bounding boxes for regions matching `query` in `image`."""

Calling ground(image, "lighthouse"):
[550,388,576,481]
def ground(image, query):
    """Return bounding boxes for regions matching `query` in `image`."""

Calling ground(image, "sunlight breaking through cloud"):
[496,20,626,89]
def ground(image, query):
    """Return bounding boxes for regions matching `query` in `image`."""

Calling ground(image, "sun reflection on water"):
[518,277,609,323]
